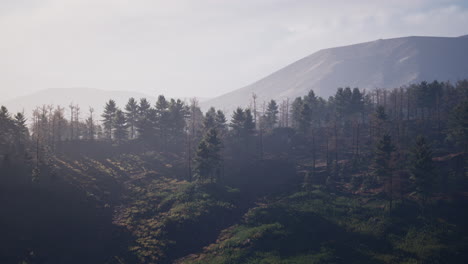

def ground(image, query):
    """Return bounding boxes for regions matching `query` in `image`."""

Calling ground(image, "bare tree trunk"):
[356,122,360,157]
[312,126,315,177]
[326,125,330,169]
[334,120,338,165]
[406,89,410,121]
[187,131,192,182]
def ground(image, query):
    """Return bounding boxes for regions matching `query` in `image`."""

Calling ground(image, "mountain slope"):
[204,35,468,112]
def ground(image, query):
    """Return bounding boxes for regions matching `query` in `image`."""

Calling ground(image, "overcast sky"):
[1,0,467,101]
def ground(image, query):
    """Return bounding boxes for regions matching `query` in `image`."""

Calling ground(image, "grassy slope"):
[177,184,468,264]
[50,149,468,264]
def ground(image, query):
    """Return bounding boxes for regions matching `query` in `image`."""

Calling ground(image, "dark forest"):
[1,80,467,263]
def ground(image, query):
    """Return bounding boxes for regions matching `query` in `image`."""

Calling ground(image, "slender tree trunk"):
[259,126,264,161]
[326,126,329,169]
[407,90,410,121]
[312,126,315,177]
[389,172,393,212]
[356,122,360,157]
[334,120,338,165]
[187,132,192,182]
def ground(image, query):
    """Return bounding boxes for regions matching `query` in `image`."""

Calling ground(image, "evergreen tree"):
[410,136,435,201]
[113,110,128,143]
[194,128,222,182]
[291,97,303,129]
[167,99,187,147]
[351,88,365,115]
[373,134,395,180]
[194,141,210,181]
[298,103,312,134]
[0,106,14,153]
[137,98,155,141]
[243,109,256,137]
[204,107,217,131]
[334,87,353,118]
[155,95,169,113]
[229,108,255,150]
[125,97,139,139]
[14,112,29,143]
[373,134,396,210]
[102,100,117,139]
[155,95,170,147]
[230,108,246,138]
[264,100,279,131]
[447,100,468,152]
[215,110,227,136]
[373,105,388,140]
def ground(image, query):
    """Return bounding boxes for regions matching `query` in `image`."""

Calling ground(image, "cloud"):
[0,0,467,101]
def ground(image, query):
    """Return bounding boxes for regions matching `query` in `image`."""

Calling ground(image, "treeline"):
[1,80,467,196]
[0,107,29,159]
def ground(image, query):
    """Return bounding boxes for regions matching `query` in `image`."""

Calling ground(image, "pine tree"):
[125,97,139,139]
[410,136,435,201]
[194,128,222,182]
[102,100,117,140]
[373,134,396,210]
[351,88,364,115]
[204,107,217,131]
[447,100,468,152]
[137,98,155,141]
[373,105,388,140]
[291,97,303,129]
[155,95,170,147]
[113,110,128,143]
[167,99,187,147]
[215,110,227,136]
[264,100,279,131]
[230,108,246,138]
[14,112,29,143]
[0,106,14,154]
[373,134,395,180]
[243,109,255,137]
[299,103,312,135]
[334,87,353,118]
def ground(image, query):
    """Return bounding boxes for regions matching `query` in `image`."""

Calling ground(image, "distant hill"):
[0,88,209,119]
[203,35,468,112]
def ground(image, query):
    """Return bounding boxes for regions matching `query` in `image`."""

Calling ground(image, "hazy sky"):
[1,0,468,101]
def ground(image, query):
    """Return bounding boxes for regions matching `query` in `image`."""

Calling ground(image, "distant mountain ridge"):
[203,35,468,112]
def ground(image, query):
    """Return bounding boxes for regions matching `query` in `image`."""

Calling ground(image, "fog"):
[1,0,468,103]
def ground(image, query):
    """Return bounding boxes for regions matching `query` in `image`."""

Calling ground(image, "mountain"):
[1,88,210,119]
[204,35,468,112]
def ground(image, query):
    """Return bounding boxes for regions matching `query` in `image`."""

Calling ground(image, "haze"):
[1,0,468,101]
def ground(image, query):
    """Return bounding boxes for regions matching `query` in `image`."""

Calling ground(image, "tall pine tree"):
[102,100,117,140]
[410,136,435,202]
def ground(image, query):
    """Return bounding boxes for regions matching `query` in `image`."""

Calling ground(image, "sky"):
[1,0,468,101]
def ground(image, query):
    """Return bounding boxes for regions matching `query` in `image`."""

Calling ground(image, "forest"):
[0,80,467,264]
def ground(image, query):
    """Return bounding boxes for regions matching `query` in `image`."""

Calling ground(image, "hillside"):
[1,79,467,263]
[204,35,468,112]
